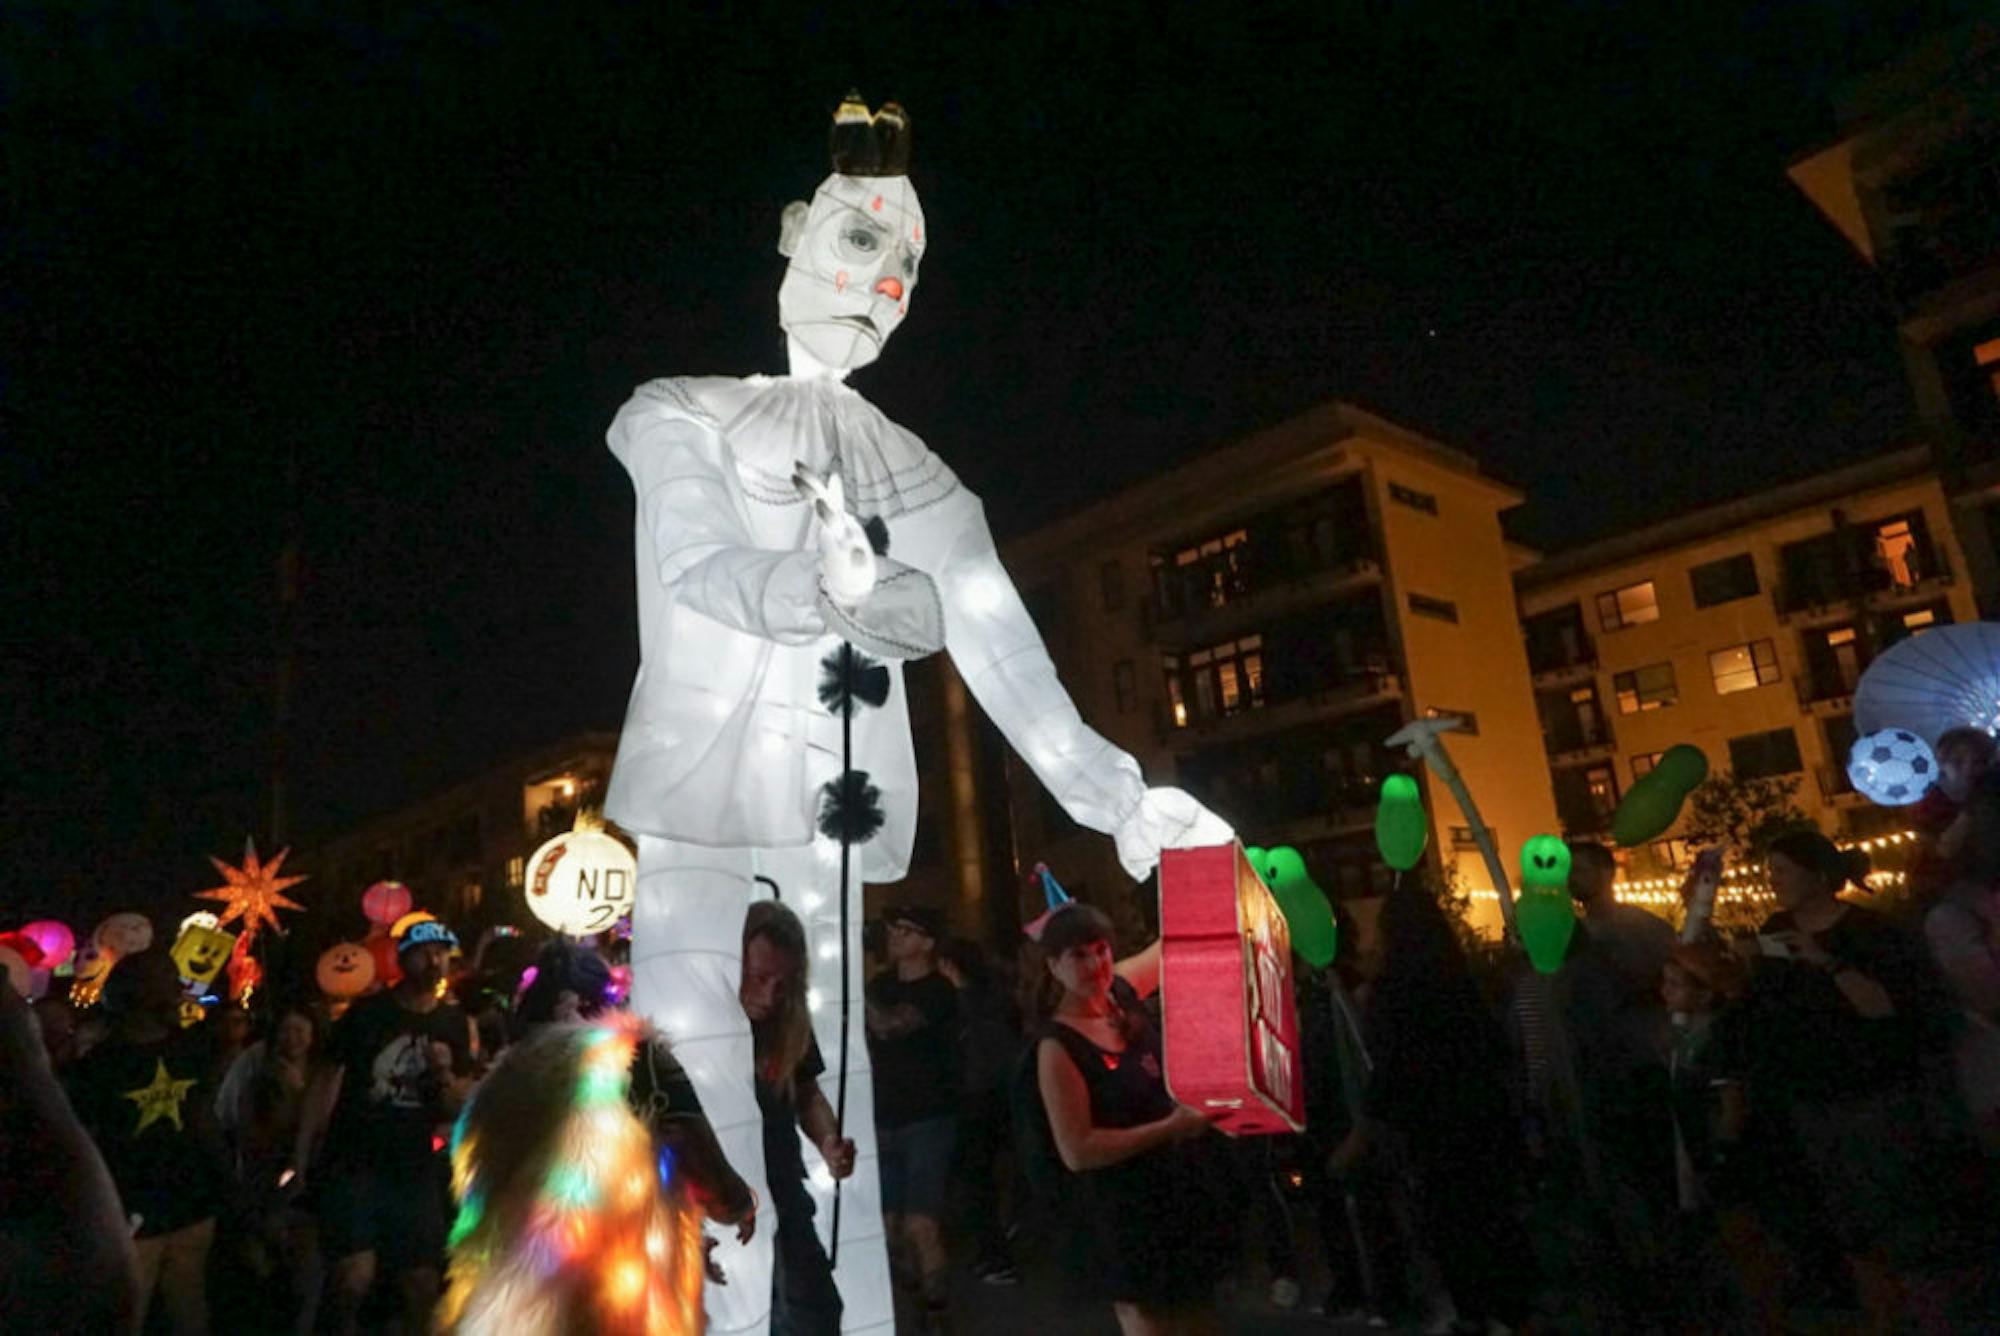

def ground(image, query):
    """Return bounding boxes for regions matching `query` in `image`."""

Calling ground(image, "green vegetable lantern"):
[1516,834,1576,974]
[1610,743,1708,847]
[1244,845,1338,967]
[1374,773,1429,871]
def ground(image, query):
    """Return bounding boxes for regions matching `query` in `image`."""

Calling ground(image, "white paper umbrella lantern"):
[524,817,636,935]
[1854,621,2000,744]
[1847,728,1937,806]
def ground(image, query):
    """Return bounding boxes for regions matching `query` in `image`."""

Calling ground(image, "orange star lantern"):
[198,840,307,942]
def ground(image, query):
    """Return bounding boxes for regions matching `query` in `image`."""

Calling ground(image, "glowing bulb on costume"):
[524,811,637,936]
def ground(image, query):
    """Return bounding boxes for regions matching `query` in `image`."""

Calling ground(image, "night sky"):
[3,1,1978,926]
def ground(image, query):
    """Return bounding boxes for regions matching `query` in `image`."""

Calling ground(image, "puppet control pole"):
[1384,717,1516,935]
[831,640,855,1269]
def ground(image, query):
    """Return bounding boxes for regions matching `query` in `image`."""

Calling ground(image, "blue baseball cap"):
[397,919,461,956]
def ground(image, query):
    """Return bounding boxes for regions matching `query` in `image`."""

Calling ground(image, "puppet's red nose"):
[874,276,904,301]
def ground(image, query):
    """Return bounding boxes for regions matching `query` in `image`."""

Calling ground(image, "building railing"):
[1795,671,1860,712]
[1543,719,1614,761]
[1155,669,1403,746]
[1527,637,1598,680]
[1148,542,1382,627]
[1774,544,1952,617]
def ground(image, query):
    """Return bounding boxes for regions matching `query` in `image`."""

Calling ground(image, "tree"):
[1679,770,1812,859]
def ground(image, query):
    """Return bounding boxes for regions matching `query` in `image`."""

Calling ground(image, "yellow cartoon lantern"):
[170,922,239,987]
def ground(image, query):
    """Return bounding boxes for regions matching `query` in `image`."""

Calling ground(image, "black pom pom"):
[862,514,890,556]
[818,647,891,716]
[818,769,886,845]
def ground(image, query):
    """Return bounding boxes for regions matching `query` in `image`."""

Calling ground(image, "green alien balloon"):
[1374,773,1429,872]
[1517,834,1576,975]
[1244,844,1338,968]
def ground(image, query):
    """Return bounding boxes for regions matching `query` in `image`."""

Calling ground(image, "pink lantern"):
[1158,842,1305,1136]
[19,921,76,972]
[362,880,413,927]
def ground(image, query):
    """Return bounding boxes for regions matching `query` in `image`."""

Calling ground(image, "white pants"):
[629,835,891,1335]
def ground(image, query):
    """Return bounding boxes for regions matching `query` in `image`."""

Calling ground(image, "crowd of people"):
[6,735,2000,1334]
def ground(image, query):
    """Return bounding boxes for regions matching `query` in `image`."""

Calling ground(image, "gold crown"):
[830,91,911,178]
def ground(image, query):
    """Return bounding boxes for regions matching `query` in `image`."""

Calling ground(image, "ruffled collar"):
[677,374,960,521]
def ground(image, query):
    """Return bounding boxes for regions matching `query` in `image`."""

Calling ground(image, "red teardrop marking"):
[835,270,849,293]
[913,224,923,242]
[898,302,907,317]
[870,194,883,212]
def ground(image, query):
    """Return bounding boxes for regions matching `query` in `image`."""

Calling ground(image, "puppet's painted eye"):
[842,227,879,253]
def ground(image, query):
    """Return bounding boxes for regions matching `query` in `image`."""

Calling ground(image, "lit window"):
[1613,662,1677,714]
[1904,608,1937,631]
[1709,640,1781,695]
[1596,580,1660,630]
[1630,751,1664,779]
[506,856,525,889]
[1829,626,1856,647]
[1585,764,1619,815]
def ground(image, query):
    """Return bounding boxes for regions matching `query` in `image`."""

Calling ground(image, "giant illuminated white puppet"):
[606,95,1231,1334]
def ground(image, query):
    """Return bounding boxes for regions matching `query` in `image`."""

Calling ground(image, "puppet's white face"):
[778,173,925,372]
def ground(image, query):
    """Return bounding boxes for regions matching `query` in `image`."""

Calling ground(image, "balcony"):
[1157,670,1403,752]
[1544,720,1616,768]
[1149,545,1383,648]
[1795,672,1859,718]
[1774,546,1953,623]
[1528,641,1599,688]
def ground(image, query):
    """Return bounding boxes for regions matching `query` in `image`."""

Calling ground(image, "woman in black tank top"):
[1031,903,1227,1336]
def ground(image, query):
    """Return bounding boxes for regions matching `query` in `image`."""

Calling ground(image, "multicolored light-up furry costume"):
[439,1016,707,1335]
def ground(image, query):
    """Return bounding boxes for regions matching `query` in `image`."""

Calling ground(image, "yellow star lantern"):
[124,1058,196,1134]
[197,840,307,942]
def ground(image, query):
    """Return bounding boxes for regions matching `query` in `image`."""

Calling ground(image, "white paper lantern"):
[1847,728,1936,806]
[524,821,636,935]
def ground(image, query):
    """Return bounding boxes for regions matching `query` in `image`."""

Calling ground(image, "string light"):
[1462,829,1922,909]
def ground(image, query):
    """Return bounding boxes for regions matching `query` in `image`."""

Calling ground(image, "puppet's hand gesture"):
[794,463,877,607]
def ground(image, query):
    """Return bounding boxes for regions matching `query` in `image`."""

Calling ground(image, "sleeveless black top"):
[1040,979,1226,1305]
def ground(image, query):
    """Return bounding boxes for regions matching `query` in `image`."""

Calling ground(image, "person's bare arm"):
[0,987,139,1333]
[1036,1036,1205,1172]
[1114,940,1162,1000]
[797,1080,855,1179]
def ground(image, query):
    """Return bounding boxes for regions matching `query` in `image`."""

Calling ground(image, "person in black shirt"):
[1030,901,1223,1335]
[64,946,228,1335]
[1721,829,1966,1329]
[865,904,959,1321]
[743,901,855,1335]
[295,919,477,1335]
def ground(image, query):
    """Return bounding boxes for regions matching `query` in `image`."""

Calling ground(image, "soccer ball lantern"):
[1846,728,1936,806]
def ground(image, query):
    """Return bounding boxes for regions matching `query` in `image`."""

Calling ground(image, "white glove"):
[1113,786,1236,881]
[793,463,877,608]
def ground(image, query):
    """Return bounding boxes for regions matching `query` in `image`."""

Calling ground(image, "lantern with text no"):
[1159,842,1304,1135]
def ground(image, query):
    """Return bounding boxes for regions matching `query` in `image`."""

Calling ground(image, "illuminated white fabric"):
[608,171,1231,1336]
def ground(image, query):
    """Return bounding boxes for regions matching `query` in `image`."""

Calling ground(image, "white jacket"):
[603,374,1159,881]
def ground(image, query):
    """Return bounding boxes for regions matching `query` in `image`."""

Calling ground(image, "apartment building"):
[1516,449,1979,867]
[303,731,620,932]
[977,401,1558,936]
[1790,21,2000,609]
